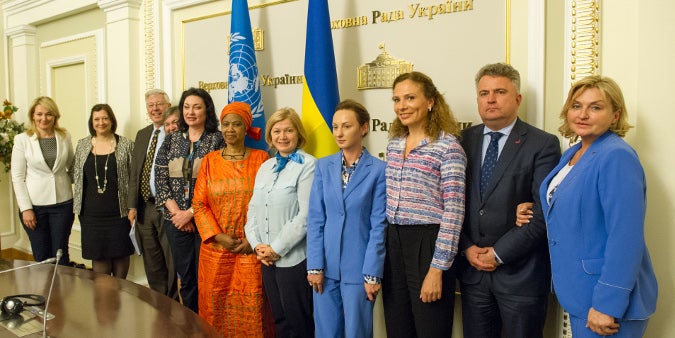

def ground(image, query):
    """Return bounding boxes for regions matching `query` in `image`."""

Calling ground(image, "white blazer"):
[11,131,75,212]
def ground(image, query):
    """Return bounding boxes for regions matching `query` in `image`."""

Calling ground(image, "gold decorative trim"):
[226,28,265,55]
[570,0,599,81]
[181,0,299,24]
[562,310,572,338]
[253,28,264,51]
[357,44,413,90]
[506,0,511,64]
[144,0,156,91]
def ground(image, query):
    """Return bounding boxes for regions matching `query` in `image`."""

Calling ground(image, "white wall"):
[601,1,675,336]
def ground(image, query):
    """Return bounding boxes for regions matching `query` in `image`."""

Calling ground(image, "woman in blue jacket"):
[519,76,657,337]
[305,99,387,338]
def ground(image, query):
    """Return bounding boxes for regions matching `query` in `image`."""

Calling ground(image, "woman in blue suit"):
[519,76,657,337]
[306,99,387,338]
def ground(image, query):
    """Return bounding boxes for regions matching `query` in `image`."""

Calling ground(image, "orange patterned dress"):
[193,148,274,337]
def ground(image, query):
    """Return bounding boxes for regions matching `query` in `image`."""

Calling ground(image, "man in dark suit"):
[458,63,561,338]
[127,89,178,299]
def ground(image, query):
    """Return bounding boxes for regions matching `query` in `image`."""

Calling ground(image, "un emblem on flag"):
[228,32,263,119]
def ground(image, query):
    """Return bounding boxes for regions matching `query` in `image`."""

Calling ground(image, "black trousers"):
[164,219,201,313]
[460,273,548,338]
[383,224,456,338]
[261,259,314,338]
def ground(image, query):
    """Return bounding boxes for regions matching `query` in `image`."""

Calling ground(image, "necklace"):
[221,148,246,160]
[92,137,114,194]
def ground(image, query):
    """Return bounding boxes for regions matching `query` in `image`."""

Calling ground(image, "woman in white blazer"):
[11,96,75,265]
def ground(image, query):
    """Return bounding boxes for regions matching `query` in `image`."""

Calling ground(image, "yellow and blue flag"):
[301,0,340,158]
[228,0,266,150]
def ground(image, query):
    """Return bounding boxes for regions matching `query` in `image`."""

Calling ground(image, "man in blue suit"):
[306,100,387,338]
[458,63,561,338]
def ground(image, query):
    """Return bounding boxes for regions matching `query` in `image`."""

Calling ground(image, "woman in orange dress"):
[192,102,274,337]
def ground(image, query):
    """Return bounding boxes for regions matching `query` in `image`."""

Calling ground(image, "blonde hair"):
[26,96,67,137]
[388,71,461,139]
[265,107,307,150]
[559,75,632,141]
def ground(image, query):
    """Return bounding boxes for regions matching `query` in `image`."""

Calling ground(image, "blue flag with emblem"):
[228,0,266,150]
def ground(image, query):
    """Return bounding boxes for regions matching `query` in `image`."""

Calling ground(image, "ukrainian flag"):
[301,0,340,158]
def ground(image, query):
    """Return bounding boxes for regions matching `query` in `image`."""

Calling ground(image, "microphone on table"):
[0,257,57,274]
[43,249,62,338]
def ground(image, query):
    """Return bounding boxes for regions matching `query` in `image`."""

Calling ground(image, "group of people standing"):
[11,98,140,277]
[10,61,657,338]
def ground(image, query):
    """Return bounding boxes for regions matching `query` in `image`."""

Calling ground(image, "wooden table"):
[0,259,218,337]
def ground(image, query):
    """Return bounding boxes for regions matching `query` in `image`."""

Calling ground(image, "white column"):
[97,0,143,132]
[5,25,38,122]
[3,25,38,251]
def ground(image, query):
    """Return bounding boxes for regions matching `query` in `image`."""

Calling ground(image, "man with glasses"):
[128,89,178,299]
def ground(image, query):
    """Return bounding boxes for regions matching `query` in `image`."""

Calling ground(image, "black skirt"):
[80,214,134,260]
[79,150,133,260]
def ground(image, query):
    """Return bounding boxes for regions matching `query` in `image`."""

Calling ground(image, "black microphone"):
[0,257,57,274]
[43,249,62,338]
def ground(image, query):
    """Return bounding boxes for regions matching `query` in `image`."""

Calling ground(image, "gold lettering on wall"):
[260,74,305,88]
[370,119,472,133]
[332,0,475,29]
[199,81,228,92]
[371,119,394,132]
[331,16,369,29]
[198,74,305,92]
[409,0,474,20]
[371,10,405,24]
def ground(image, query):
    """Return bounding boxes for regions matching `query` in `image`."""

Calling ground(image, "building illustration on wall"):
[357,44,413,90]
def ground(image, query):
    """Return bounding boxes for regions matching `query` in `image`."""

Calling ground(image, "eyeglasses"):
[146,102,168,108]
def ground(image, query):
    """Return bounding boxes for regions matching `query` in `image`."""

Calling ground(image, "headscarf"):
[220,102,262,141]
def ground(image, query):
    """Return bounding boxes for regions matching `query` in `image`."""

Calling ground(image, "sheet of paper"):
[129,221,142,256]
[0,311,43,337]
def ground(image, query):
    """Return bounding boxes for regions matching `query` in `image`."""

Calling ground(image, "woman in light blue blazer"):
[521,76,657,337]
[306,99,387,338]
[11,97,75,265]
[245,107,316,338]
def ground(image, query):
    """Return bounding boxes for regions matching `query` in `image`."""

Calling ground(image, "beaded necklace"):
[92,136,115,194]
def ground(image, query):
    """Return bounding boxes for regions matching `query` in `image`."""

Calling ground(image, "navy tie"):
[480,132,503,196]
